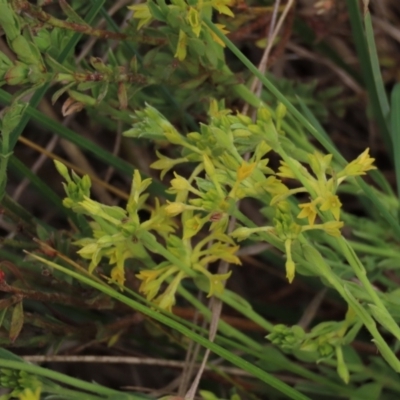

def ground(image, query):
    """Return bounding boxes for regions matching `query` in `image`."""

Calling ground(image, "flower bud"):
[230,226,253,241]
[170,173,192,192]
[5,62,29,85]
[203,154,216,177]
[11,35,41,66]
[33,30,51,52]
[276,102,287,120]
[89,56,112,73]
[0,51,13,80]
[165,201,186,216]
[257,106,271,123]
[67,90,97,106]
[163,127,185,145]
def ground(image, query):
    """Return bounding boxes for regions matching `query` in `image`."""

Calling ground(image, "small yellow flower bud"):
[165,201,186,216]
[257,106,272,123]
[203,154,216,177]
[170,173,190,191]
[276,103,287,120]
[286,260,295,284]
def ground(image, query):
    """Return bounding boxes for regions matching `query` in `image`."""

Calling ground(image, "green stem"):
[348,240,400,259]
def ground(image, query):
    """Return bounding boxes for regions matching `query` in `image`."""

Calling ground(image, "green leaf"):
[368,304,400,341]
[350,382,382,400]
[390,83,400,203]
[147,1,167,22]
[59,0,89,25]
[9,301,23,343]
[346,0,391,155]
[0,308,7,328]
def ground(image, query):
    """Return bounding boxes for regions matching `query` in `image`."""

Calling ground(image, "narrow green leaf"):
[9,301,23,343]
[368,304,400,341]
[343,285,400,373]
[390,83,400,201]
[350,382,382,400]
[364,7,390,119]
[0,308,7,328]
[345,0,392,154]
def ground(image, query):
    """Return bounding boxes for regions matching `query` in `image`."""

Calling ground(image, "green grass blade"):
[364,8,390,119]
[31,253,311,400]
[296,95,335,147]
[390,83,400,202]
[346,0,392,154]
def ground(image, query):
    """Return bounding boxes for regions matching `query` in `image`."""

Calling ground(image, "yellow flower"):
[264,176,289,195]
[237,161,257,182]
[153,291,176,312]
[187,7,201,37]
[151,151,185,180]
[136,266,177,301]
[207,271,232,297]
[297,201,318,226]
[339,148,376,178]
[211,0,234,17]
[153,271,185,311]
[170,172,191,191]
[205,23,230,47]
[18,387,41,400]
[128,4,153,30]
[319,195,342,220]
[277,161,297,179]
[321,221,344,237]
[136,268,166,284]
[183,215,205,239]
[110,266,125,286]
